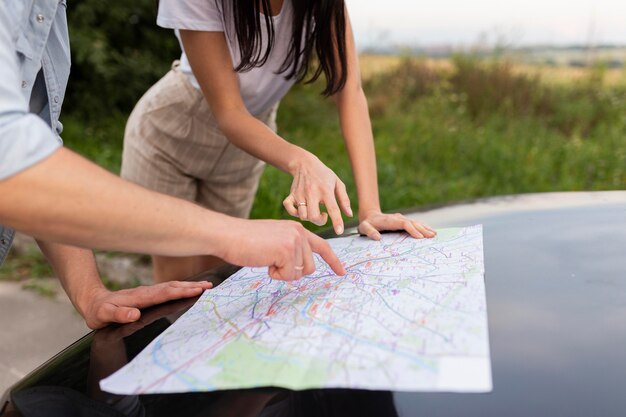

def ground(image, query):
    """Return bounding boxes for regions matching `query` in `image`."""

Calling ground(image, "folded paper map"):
[101,225,491,394]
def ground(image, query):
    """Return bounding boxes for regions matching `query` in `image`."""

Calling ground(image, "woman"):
[121,0,436,282]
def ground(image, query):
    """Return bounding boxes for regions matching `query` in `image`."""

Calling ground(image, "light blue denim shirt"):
[0,0,70,264]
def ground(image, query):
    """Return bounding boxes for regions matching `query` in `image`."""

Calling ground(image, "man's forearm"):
[36,240,216,330]
[36,240,104,317]
[0,148,235,258]
[0,147,347,281]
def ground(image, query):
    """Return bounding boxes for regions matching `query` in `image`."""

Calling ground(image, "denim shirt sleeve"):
[0,6,61,181]
[0,4,62,265]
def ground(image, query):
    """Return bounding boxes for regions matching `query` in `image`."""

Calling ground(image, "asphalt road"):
[0,281,88,394]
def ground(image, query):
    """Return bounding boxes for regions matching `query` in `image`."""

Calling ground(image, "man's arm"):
[0,147,346,280]
[36,240,212,329]
[36,241,103,319]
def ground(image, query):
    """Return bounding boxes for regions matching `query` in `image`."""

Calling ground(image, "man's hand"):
[81,281,213,330]
[220,219,347,282]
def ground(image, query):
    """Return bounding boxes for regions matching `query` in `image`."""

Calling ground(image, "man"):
[0,2,345,330]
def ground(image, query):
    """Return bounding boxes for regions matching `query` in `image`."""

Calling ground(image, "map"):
[101,225,491,394]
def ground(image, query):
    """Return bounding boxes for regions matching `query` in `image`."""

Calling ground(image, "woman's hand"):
[358,210,437,241]
[283,154,353,235]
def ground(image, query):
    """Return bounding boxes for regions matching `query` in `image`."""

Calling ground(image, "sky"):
[346,0,626,48]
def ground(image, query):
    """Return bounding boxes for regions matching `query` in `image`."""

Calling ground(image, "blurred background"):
[2,0,625,293]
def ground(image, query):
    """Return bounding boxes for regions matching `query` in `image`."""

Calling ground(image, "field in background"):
[2,53,626,288]
[359,54,626,86]
[253,54,626,221]
[62,54,626,224]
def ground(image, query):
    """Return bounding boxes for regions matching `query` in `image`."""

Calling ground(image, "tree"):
[65,0,181,118]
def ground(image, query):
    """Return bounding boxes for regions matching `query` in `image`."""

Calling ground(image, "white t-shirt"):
[157,0,296,115]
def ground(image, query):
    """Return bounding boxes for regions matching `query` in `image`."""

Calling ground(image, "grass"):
[3,54,624,293]
[256,56,626,220]
[0,246,53,282]
[0,243,59,298]
[41,55,626,225]
[61,113,127,170]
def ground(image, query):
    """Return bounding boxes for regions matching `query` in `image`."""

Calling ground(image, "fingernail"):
[336,225,344,235]
[347,206,353,217]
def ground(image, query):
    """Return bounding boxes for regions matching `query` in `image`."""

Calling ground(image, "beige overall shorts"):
[121,62,278,218]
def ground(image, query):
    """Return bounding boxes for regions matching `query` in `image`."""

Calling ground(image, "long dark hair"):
[222,0,347,96]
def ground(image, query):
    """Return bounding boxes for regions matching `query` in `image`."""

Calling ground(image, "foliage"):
[366,57,444,117]
[64,0,180,119]
[447,56,626,137]
[61,113,127,171]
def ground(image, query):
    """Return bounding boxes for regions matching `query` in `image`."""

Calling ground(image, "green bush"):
[449,55,551,121]
[64,0,180,119]
[446,56,626,137]
[365,58,445,117]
